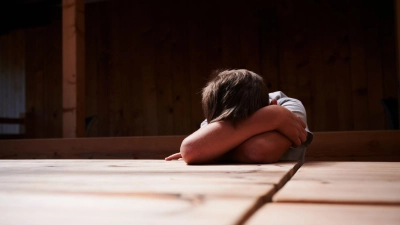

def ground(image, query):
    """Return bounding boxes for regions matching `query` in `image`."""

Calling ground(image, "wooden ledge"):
[0,136,185,159]
[0,130,399,160]
[306,130,400,161]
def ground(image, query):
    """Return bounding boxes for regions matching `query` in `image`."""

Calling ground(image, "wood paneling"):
[396,0,400,128]
[62,0,86,138]
[273,162,400,204]
[85,1,110,137]
[305,130,400,161]
[0,160,299,225]
[247,204,400,225]
[0,0,398,138]
[0,30,25,135]
[25,15,62,138]
[1,131,399,160]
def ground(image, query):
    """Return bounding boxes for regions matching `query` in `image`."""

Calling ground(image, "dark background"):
[0,0,398,138]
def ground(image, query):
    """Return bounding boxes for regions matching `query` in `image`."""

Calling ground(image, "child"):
[165,69,313,164]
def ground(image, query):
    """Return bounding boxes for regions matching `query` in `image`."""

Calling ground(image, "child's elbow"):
[180,139,200,165]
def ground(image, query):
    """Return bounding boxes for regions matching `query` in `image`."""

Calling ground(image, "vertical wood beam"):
[62,0,85,137]
[396,0,400,128]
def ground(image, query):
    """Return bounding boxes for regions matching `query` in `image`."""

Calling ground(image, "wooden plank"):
[171,1,192,135]
[239,2,261,73]
[93,1,110,137]
[396,0,400,128]
[188,1,209,131]
[46,16,63,138]
[365,1,386,130]
[121,0,143,136]
[1,130,399,160]
[0,160,298,190]
[85,2,100,137]
[259,1,280,93]
[380,0,397,129]
[8,30,26,134]
[62,0,85,138]
[305,130,400,161]
[220,0,241,68]
[0,159,297,171]
[26,28,45,138]
[108,0,124,136]
[318,0,340,131]
[205,1,222,72]
[0,160,298,225]
[330,0,353,131]
[307,0,326,131]
[0,159,295,196]
[4,33,12,133]
[0,136,185,159]
[154,3,174,135]
[138,2,158,135]
[0,192,254,225]
[348,0,368,130]
[276,0,299,98]
[0,34,3,134]
[273,162,400,204]
[247,203,400,225]
[277,0,313,128]
[292,1,312,129]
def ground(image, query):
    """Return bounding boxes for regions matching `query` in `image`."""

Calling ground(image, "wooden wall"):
[0,30,26,135]
[0,0,398,138]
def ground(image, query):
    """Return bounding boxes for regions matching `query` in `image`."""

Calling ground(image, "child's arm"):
[217,131,292,163]
[180,105,307,164]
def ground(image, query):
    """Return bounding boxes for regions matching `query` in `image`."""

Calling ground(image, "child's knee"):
[240,131,289,163]
[241,138,276,163]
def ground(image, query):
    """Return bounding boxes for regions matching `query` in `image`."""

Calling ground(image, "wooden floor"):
[0,160,399,225]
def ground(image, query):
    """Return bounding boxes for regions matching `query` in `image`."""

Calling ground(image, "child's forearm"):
[180,105,306,164]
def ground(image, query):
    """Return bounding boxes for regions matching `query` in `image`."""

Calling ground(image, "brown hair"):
[202,69,269,125]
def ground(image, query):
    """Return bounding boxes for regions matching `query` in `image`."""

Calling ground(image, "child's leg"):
[221,131,292,164]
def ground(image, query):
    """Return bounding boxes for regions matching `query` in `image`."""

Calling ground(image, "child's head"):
[202,69,269,125]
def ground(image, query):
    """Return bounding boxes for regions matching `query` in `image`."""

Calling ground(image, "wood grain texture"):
[349,0,368,130]
[0,160,298,195]
[1,130,399,161]
[219,0,241,69]
[365,1,386,130]
[46,16,63,138]
[188,1,209,131]
[305,130,400,161]
[0,192,255,225]
[26,28,45,138]
[171,1,192,135]
[62,0,85,137]
[85,2,100,137]
[273,162,400,204]
[139,1,159,135]
[154,2,174,135]
[246,203,400,225]
[1,0,398,138]
[259,1,280,93]
[396,0,400,128]
[0,160,299,225]
[0,136,185,159]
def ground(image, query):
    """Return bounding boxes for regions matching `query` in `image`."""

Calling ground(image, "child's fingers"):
[292,138,301,147]
[165,153,182,161]
[296,116,307,143]
[297,116,306,128]
[300,129,307,143]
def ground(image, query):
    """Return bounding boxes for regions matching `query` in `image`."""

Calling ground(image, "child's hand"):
[165,153,182,161]
[276,107,307,147]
